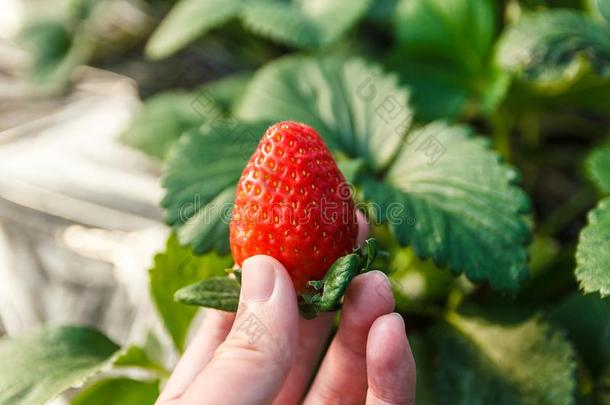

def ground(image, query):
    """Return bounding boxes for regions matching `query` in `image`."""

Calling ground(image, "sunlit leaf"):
[121,91,214,160]
[437,313,576,404]
[551,292,610,375]
[113,346,167,376]
[175,277,240,311]
[237,55,412,171]
[362,123,531,290]
[575,198,610,297]
[122,73,252,160]
[161,122,267,254]
[589,0,610,25]
[145,0,244,59]
[390,0,505,120]
[201,72,253,113]
[389,247,453,308]
[0,326,119,405]
[19,18,91,88]
[72,377,159,405]
[241,0,372,48]
[149,234,232,351]
[587,145,610,194]
[497,10,610,89]
[394,0,495,65]
[19,19,72,79]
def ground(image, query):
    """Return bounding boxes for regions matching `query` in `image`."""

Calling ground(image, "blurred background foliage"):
[2,0,610,404]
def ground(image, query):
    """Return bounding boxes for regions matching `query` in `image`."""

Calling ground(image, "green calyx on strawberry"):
[299,237,378,318]
[175,121,379,318]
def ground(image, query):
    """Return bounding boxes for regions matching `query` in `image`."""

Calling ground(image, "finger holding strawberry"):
[159,243,415,405]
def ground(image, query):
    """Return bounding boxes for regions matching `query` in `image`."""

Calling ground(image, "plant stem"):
[491,109,513,161]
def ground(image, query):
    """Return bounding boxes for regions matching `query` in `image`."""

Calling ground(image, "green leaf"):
[142,332,166,368]
[587,145,610,194]
[240,0,372,48]
[497,10,610,88]
[363,238,378,271]
[589,0,610,25]
[302,240,378,316]
[0,326,120,405]
[385,54,504,122]
[121,73,251,160]
[389,247,453,308]
[113,346,168,376]
[201,72,253,114]
[390,0,506,120]
[145,0,244,59]
[362,122,531,290]
[149,234,232,351]
[67,0,98,20]
[394,0,495,66]
[503,71,610,114]
[161,122,267,254]
[237,55,412,171]
[72,377,159,405]
[575,198,610,297]
[601,0,610,23]
[121,92,214,160]
[367,0,400,21]
[438,313,576,405]
[337,158,366,184]
[175,277,241,311]
[528,235,560,278]
[308,254,361,312]
[550,292,610,375]
[19,18,92,88]
[20,19,72,78]
[145,0,371,57]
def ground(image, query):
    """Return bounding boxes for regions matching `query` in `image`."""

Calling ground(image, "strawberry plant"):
[3,0,610,404]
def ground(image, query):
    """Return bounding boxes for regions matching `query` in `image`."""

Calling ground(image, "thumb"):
[179,255,299,405]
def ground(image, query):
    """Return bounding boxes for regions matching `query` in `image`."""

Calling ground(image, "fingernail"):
[241,256,276,303]
[388,312,406,331]
[368,270,391,285]
[365,270,394,309]
[366,270,392,293]
[370,313,406,343]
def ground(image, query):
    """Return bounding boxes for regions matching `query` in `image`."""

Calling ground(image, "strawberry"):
[230,121,359,293]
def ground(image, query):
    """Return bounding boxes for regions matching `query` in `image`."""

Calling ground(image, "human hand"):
[157,219,416,405]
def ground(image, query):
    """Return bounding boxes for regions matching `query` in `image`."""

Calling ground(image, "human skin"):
[156,214,416,405]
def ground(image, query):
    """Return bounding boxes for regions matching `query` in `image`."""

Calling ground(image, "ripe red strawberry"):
[230,121,358,293]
